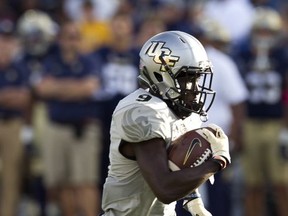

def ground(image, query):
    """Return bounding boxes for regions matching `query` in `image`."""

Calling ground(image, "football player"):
[101,31,231,216]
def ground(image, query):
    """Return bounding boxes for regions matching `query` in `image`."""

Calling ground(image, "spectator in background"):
[0,19,31,216]
[203,0,255,46]
[17,9,58,131]
[77,0,113,53]
[198,18,248,216]
[90,11,139,187]
[92,11,139,97]
[16,9,58,215]
[34,19,103,216]
[232,7,288,216]
[17,9,58,60]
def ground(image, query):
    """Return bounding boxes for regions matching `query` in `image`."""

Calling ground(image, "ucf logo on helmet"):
[145,42,180,72]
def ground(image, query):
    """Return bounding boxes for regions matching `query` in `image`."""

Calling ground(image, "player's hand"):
[183,197,212,216]
[202,124,231,169]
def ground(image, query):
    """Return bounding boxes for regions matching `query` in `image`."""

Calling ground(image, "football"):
[167,127,215,171]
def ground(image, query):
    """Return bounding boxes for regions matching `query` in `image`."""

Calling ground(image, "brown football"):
[167,127,215,171]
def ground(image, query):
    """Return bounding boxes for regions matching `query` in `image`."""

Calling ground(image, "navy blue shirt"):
[42,50,102,123]
[90,46,140,145]
[0,60,29,118]
[232,39,288,119]
[91,46,139,97]
[19,44,58,88]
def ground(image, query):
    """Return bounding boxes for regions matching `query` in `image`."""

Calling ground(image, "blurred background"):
[1,0,288,216]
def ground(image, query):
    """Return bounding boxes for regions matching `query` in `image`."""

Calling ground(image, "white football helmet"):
[138,31,216,119]
[17,10,58,56]
[252,7,282,32]
[198,18,231,44]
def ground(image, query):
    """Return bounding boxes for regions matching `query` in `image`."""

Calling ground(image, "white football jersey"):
[101,88,202,216]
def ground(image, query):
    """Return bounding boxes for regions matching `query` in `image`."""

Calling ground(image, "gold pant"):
[0,118,24,216]
[242,119,288,186]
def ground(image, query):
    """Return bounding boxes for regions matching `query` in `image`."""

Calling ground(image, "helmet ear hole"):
[154,72,163,82]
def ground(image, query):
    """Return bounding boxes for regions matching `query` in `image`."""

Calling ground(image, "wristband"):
[183,191,201,201]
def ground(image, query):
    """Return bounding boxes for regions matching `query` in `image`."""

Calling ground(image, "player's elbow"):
[153,181,199,204]
[154,189,180,204]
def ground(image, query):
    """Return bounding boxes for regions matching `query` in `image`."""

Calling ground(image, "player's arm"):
[0,87,31,109]
[35,76,100,100]
[123,138,220,204]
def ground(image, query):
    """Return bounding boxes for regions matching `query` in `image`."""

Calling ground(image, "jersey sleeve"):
[115,104,172,143]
